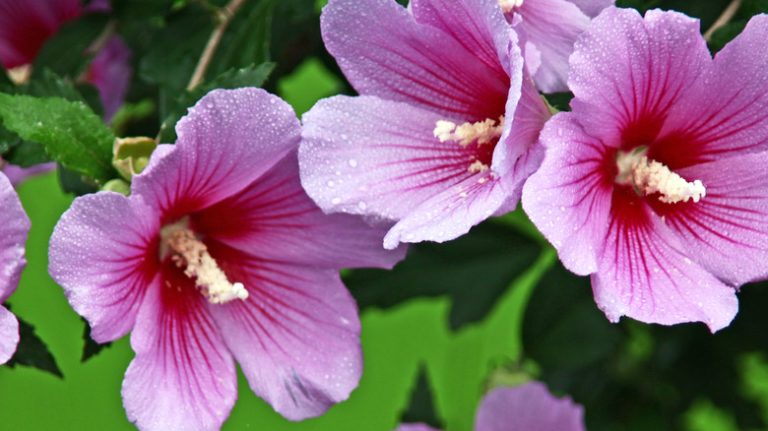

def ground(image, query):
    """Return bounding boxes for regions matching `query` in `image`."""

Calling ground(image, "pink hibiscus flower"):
[301,0,550,250]
[397,382,585,431]
[49,88,404,430]
[0,172,31,364]
[523,8,768,331]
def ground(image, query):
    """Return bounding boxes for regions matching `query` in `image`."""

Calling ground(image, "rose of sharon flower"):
[49,88,405,430]
[523,8,768,331]
[0,172,31,364]
[397,382,585,431]
[498,0,615,93]
[301,0,550,250]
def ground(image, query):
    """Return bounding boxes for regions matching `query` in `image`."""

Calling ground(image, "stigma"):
[162,223,248,304]
[616,148,706,204]
[499,0,524,13]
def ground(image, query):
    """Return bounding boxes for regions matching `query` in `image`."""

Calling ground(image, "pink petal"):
[0,0,81,68]
[410,0,512,75]
[0,305,19,365]
[194,151,405,269]
[475,383,585,431]
[522,113,613,275]
[655,151,768,287]
[383,172,510,249]
[569,8,710,148]
[122,267,237,431]
[320,0,510,120]
[2,162,55,186]
[568,0,615,18]
[661,15,768,160]
[515,0,590,93]
[0,172,29,302]
[133,88,299,217]
[85,36,132,122]
[301,95,469,222]
[593,190,738,332]
[205,242,361,420]
[49,192,158,343]
[301,95,510,247]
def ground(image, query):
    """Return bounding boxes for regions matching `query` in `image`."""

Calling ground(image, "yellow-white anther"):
[433,117,504,147]
[616,149,706,204]
[499,0,524,13]
[468,160,490,174]
[164,226,248,304]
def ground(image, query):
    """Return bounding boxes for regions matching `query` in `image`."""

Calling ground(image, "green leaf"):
[4,141,50,168]
[81,320,111,362]
[7,317,62,378]
[33,15,110,78]
[58,166,100,196]
[0,94,116,183]
[401,365,443,429]
[345,222,540,331]
[158,62,274,142]
[208,0,276,78]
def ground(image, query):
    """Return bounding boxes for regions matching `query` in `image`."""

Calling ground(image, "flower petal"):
[0,172,28,302]
[569,8,710,147]
[122,267,237,431]
[205,242,361,420]
[516,0,590,93]
[133,88,299,217]
[522,113,613,275]
[0,173,30,304]
[410,0,512,74]
[0,305,19,365]
[320,0,510,120]
[661,15,768,160]
[49,192,158,343]
[301,95,469,222]
[568,0,615,18]
[475,383,585,431]
[194,151,405,269]
[593,190,738,332]
[2,162,55,186]
[85,36,132,121]
[382,172,509,249]
[654,151,768,287]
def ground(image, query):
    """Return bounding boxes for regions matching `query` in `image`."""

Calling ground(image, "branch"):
[704,0,742,42]
[187,0,247,91]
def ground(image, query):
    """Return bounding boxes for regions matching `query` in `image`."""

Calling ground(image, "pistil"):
[162,223,248,304]
[616,148,706,204]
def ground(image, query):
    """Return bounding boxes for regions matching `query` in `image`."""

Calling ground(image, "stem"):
[187,0,247,91]
[704,0,742,41]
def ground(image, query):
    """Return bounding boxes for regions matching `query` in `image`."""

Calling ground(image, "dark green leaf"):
[7,318,62,378]
[208,0,276,78]
[401,365,443,429]
[544,92,573,113]
[4,141,50,168]
[345,222,540,331]
[0,93,116,183]
[158,62,274,142]
[138,5,213,91]
[81,320,111,362]
[58,165,100,196]
[33,15,110,78]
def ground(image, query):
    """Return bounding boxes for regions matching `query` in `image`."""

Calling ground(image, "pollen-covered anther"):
[164,226,248,304]
[616,149,706,204]
[433,116,504,147]
[499,0,524,13]
[468,160,490,174]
